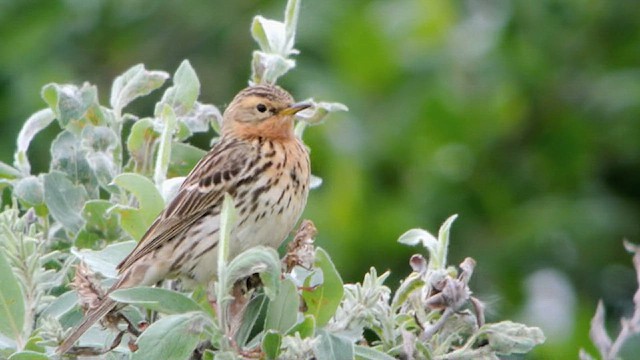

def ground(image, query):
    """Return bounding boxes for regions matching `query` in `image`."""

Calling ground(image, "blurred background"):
[1,0,639,358]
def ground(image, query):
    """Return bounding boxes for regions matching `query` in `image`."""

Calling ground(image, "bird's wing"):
[116,138,255,273]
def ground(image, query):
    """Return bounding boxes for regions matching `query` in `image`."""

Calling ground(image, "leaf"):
[434,214,458,270]
[86,152,118,191]
[13,176,44,207]
[81,199,121,241]
[224,246,281,300]
[110,63,169,114]
[41,290,79,319]
[179,101,222,135]
[588,301,611,358]
[112,172,165,226]
[110,287,202,315]
[156,60,200,117]
[14,108,56,175]
[251,51,295,85]
[0,161,21,179]
[251,17,287,55]
[302,247,344,327]
[235,293,267,347]
[315,330,354,360]
[295,101,348,126]
[43,171,87,233]
[354,345,396,360]
[7,351,49,360]
[391,272,425,311]
[154,104,177,187]
[71,241,136,278]
[168,142,206,178]
[127,118,159,173]
[287,314,315,339]
[265,278,300,333]
[132,312,209,360]
[0,249,25,342]
[41,83,100,130]
[397,228,438,253]
[50,131,97,193]
[479,321,546,355]
[262,330,282,360]
[283,0,300,50]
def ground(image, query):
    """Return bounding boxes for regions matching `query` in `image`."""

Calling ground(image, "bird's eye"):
[256,103,267,113]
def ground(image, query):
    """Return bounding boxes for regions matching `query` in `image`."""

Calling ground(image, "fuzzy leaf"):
[127,118,159,168]
[110,63,169,114]
[235,294,267,347]
[112,172,164,225]
[71,241,136,278]
[50,131,97,192]
[265,278,300,333]
[40,290,79,319]
[251,51,295,85]
[132,312,209,360]
[354,345,396,360]
[225,246,281,300]
[262,330,282,360]
[41,83,100,130]
[7,351,49,360]
[14,108,56,175]
[179,102,222,135]
[251,16,287,54]
[315,330,354,360]
[154,104,177,187]
[156,60,200,117]
[302,247,344,327]
[397,228,438,253]
[110,287,202,314]
[80,125,118,153]
[295,101,348,126]
[0,161,21,179]
[480,321,545,355]
[0,249,25,342]
[43,171,87,233]
[13,176,44,207]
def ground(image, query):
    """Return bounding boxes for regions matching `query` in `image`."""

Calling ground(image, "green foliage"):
[0,0,548,359]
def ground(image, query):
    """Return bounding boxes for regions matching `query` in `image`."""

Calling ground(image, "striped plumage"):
[58,84,311,354]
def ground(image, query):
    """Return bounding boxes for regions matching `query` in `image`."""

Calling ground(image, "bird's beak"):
[280,101,312,116]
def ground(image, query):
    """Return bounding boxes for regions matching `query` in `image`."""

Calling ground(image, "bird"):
[57,84,312,354]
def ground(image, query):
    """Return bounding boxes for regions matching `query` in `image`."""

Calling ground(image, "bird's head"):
[221,84,310,140]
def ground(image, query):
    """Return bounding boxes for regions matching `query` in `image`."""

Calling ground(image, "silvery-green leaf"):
[110,64,169,114]
[71,241,136,278]
[179,102,222,134]
[265,278,300,334]
[13,176,44,207]
[353,345,396,360]
[156,60,200,117]
[251,16,287,54]
[283,0,300,52]
[43,171,87,233]
[235,294,267,347]
[397,228,438,255]
[132,312,209,360]
[479,321,545,355]
[86,152,118,191]
[161,176,186,204]
[154,104,177,187]
[126,118,159,173]
[0,249,25,342]
[0,162,21,179]
[295,101,349,126]
[80,125,118,153]
[315,330,354,360]
[110,287,203,314]
[40,291,78,319]
[14,108,55,175]
[433,214,458,270]
[251,51,295,85]
[309,174,323,189]
[224,246,281,300]
[588,301,611,358]
[50,131,97,194]
[41,83,99,129]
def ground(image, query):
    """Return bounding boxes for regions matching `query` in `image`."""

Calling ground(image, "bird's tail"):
[56,296,118,355]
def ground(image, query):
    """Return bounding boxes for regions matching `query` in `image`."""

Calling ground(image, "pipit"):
[58,84,311,354]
